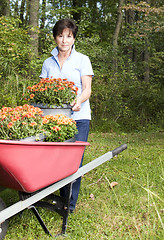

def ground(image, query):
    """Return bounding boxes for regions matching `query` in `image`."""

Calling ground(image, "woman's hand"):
[71,100,81,111]
[71,75,92,112]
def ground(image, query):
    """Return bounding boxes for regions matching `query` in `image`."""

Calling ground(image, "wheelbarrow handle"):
[112,144,127,157]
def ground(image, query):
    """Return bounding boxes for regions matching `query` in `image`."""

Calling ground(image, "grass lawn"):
[0,131,164,239]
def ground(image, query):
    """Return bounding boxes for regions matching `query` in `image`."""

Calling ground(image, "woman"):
[40,18,94,212]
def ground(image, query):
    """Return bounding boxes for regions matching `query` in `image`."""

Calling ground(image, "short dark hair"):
[53,18,78,39]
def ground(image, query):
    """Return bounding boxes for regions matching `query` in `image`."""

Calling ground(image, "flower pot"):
[64,137,76,142]
[19,135,75,143]
[31,103,72,118]
[19,133,46,142]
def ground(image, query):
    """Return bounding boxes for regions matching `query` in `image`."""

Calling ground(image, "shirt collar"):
[51,45,75,58]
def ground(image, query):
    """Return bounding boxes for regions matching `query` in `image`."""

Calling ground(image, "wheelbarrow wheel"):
[0,197,8,240]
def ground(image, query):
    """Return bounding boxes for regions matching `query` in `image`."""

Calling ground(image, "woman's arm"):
[72,75,92,112]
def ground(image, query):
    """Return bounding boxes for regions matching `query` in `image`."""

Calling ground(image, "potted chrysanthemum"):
[0,105,77,142]
[42,114,77,142]
[0,104,44,141]
[24,78,78,117]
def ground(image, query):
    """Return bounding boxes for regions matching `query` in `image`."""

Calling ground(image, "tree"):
[39,0,47,53]
[72,0,83,23]
[112,0,124,71]
[121,1,164,82]
[0,0,10,16]
[113,0,124,48]
[20,0,26,25]
[29,0,39,56]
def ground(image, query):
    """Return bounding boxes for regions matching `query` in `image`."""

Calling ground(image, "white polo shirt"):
[40,46,94,120]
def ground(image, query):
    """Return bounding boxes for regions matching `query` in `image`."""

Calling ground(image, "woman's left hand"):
[71,100,81,111]
[71,75,92,112]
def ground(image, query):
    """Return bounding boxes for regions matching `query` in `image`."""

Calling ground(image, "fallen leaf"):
[90,193,95,200]
[110,182,118,188]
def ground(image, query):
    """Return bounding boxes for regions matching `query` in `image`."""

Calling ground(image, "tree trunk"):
[143,45,150,82]
[13,0,19,17]
[25,0,30,25]
[112,0,124,71]
[0,0,10,16]
[113,0,124,48]
[88,0,97,24]
[40,0,46,30]
[29,0,39,56]
[125,0,135,61]
[72,0,83,23]
[143,0,150,82]
[39,0,46,54]
[125,0,134,25]
[20,0,26,25]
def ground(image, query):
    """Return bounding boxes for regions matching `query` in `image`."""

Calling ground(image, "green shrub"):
[0,75,33,108]
[0,16,31,79]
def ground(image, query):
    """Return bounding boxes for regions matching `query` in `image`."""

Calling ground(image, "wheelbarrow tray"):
[0,140,89,193]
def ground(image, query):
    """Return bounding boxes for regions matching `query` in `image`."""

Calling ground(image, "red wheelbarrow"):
[0,139,127,239]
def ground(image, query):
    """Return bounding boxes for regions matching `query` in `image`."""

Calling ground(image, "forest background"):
[0,0,163,132]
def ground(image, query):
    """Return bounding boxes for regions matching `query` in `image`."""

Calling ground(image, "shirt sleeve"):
[39,61,48,78]
[80,55,94,77]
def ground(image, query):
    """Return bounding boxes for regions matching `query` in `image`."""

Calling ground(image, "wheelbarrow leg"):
[61,182,73,235]
[0,197,8,240]
[19,182,73,237]
[28,205,52,237]
[19,192,52,237]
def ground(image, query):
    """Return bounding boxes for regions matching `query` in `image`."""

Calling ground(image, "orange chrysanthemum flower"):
[29,122,37,126]
[30,94,35,99]
[7,122,13,128]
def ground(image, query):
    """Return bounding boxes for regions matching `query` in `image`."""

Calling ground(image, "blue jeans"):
[60,120,90,211]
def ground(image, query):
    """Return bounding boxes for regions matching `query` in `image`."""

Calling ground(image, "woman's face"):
[55,28,75,53]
